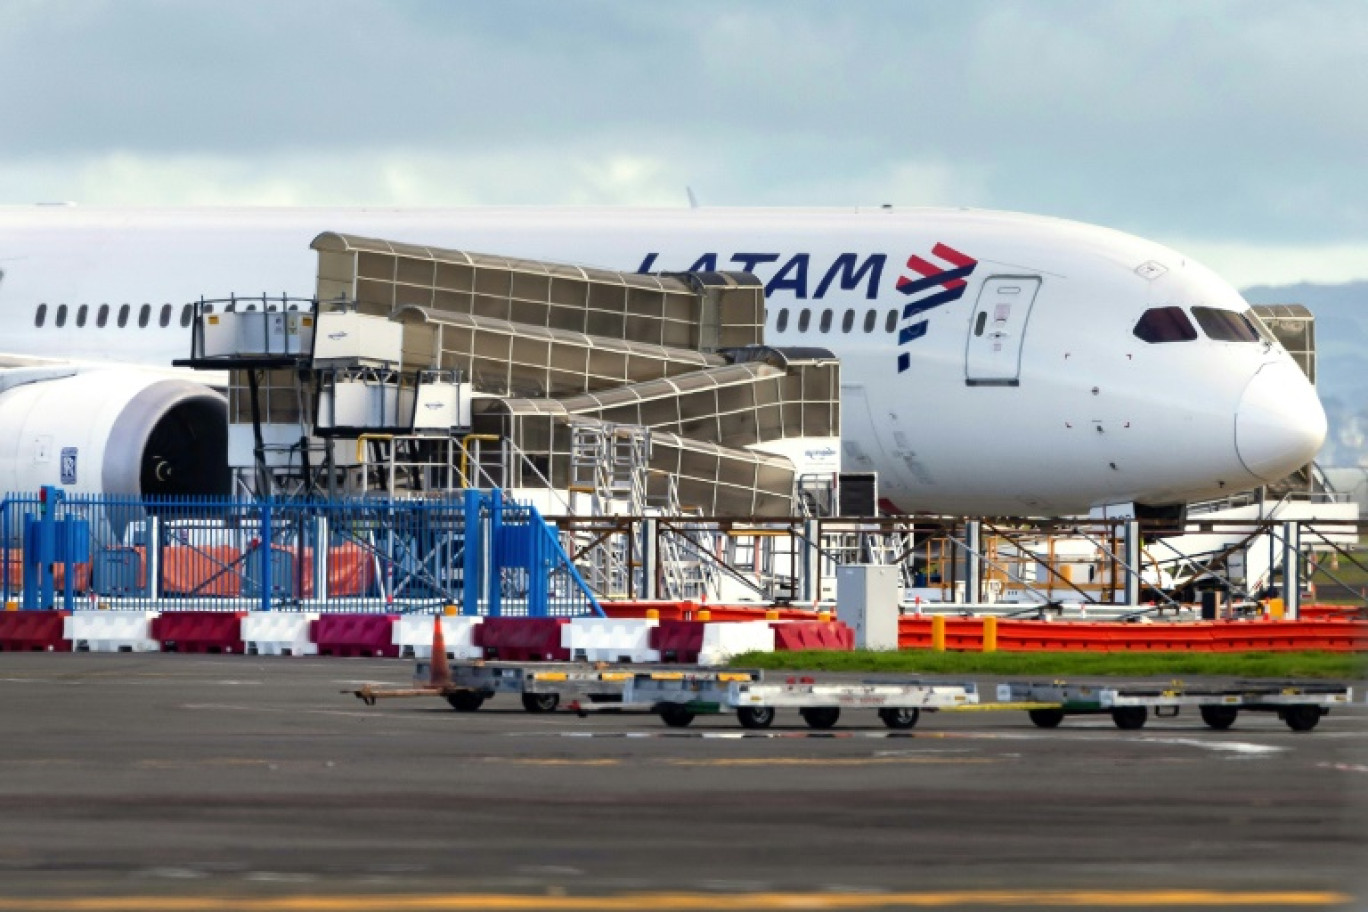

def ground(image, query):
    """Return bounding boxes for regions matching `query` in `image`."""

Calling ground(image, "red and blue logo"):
[895,243,977,372]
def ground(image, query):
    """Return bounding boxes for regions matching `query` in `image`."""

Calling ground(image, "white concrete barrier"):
[242,611,319,656]
[698,620,775,666]
[562,617,660,663]
[70,610,161,652]
[392,615,483,660]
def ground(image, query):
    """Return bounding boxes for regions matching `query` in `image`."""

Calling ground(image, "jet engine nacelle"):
[0,370,229,499]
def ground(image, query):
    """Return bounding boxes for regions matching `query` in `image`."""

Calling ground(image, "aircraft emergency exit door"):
[965,276,1041,386]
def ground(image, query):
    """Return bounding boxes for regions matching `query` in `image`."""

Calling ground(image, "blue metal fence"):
[0,488,602,618]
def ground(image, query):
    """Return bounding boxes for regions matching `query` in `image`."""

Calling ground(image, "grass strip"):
[729,649,1366,679]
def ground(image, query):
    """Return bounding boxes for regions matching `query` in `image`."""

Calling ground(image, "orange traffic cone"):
[428,614,451,689]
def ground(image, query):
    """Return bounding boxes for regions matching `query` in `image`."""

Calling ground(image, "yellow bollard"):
[765,609,780,620]
[982,616,998,653]
[3,600,17,612]
[818,610,832,623]
[443,604,459,616]
[645,608,660,620]
[697,609,711,621]
[931,614,946,652]
[1269,597,1285,619]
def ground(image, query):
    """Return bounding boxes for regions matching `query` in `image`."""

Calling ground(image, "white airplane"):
[0,205,1327,515]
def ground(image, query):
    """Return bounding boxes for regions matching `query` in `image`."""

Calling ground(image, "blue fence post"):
[528,513,548,618]
[462,488,480,616]
[2,498,9,606]
[488,489,502,617]
[259,499,272,613]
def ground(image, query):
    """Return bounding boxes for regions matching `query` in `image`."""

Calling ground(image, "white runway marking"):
[1139,738,1285,755]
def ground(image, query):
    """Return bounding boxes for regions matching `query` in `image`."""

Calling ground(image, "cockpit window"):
[1192,306,1260,343]
[1133,306,1197,344]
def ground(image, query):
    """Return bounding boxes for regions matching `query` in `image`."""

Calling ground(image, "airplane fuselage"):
[0,206,1327,514]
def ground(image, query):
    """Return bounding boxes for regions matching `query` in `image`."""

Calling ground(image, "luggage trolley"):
[997,681,1354,732]
[628,672,980,730]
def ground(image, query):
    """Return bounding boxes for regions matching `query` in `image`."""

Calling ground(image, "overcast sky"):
[3,0,1366,287]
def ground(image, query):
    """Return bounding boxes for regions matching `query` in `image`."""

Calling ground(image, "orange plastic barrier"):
[0,552,93,594]
[161,545,243,597]
[898,616,1368,652]
[602,600,820,622]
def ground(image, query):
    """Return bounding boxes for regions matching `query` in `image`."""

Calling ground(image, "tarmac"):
[0,652,1364,911]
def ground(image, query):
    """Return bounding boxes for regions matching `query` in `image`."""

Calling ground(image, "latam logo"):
[895,243,978,373]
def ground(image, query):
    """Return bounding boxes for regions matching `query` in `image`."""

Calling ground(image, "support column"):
[962,520,982,605]
[640,517,659,600]
[1281,521,1301,621]
[1123,520,1141,606]
[799,518,821,605]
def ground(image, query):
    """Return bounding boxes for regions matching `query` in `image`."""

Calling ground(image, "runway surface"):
[0,653,1363,910]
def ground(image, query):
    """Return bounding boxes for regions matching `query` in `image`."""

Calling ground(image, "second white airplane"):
[0,205,1327,515]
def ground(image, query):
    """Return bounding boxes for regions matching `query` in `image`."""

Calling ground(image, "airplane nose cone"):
[1234,361,1327,482]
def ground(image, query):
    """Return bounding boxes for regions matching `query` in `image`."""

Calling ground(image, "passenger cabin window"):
[797,309,811,332]
[55,304,68,327]
[819,309,832,333]
[138,304,150,328]
[117,304,130,328]
[885,310,897,333]
[1191,306,1260,343]
[97,304,109,327]
[34,304,46,328]
[1133,306,1197,344]
[841,309,854,332]
[974,311,988,337]
[180,304,193,327]
[863,309,876,333]
[776,309,789,333]
[159,303,172,328]
[76,304,88,327]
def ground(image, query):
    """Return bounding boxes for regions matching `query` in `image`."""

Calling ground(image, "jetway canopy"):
[390,305,723,398]
[313,232,764,352]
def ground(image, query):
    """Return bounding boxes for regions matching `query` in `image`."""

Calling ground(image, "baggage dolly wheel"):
[1199,705,1239,730]
[1027,708,1065,729]
[1110,706,1148,730]
[658,703,697,728]
[799,706,841,730]
[1280,705,1323,732]
[878,707,920,730]
[736,706,776,729]
[521,693,560,714]
[446,691,486,712]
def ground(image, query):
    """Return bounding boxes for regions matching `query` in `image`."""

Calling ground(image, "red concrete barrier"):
[475,617,571,662]
[0,610,71,652]
[311,613,399,658]
[771,620,855,651]
[151,611,246,654]
[898,616,1368,652]
[649,620,705,663]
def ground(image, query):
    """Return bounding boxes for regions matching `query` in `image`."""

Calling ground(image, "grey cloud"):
[1,0,1367,244]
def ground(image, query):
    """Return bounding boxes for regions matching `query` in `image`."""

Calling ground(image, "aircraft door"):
[965,276,1041,386]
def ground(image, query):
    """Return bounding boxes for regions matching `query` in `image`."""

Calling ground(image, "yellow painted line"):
[0,889,1348,909]
[941,702,1062,713]
[664,757,1000,767]
[599,672,632,681]
[649,672,684,680]
[533,672,568,681]
[716,672,754,682]
[498,759,622,767]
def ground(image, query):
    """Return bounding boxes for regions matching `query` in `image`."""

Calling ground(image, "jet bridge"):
[180,234,841,516]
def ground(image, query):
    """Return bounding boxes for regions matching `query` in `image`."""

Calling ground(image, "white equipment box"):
[312,309,403,367]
